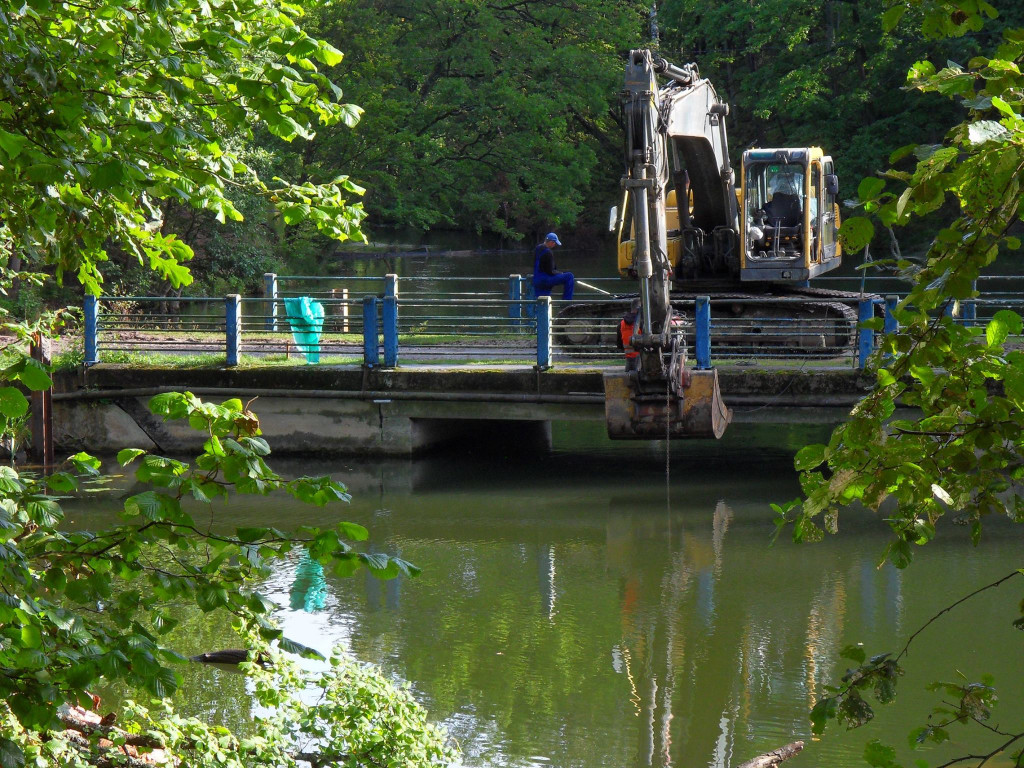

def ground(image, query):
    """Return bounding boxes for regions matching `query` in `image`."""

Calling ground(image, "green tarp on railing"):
[282,296,325,364]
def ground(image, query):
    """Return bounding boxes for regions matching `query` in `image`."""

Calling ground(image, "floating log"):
[736,741,805,768]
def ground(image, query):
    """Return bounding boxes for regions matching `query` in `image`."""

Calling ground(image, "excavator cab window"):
[745,162,805,258]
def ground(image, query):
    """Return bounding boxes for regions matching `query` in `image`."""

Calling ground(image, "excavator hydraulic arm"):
[604,49,731,440]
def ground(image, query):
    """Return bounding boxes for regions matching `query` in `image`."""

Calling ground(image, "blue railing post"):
[964,281,977,326]
[84,294,99,366]
[858,299,875,369]
[536,296,552,368]
[508,274,522,328]
[383,295,398,367]
[884,295,899,336]
[695,296,711,370]
[225,294,241,367]
[363,296,380,367]
[264,272,278,332]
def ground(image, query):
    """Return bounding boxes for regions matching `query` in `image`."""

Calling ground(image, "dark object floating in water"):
[190,649,269,666]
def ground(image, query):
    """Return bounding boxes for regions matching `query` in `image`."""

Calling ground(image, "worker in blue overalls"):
[532,232,574,300]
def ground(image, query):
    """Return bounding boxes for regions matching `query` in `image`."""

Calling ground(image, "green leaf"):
[117,448,146,466]
[986,310,1022,346]
[337,521,368,541]
[316,42,344,66]
[90,159,126,189]
[840,645,866,664]
[881,4,906,32]
[0,129,29,160]
[794,443,826,471]
[967,120,1010,145]
[840,217,875,251]
[858,177,885,202]
[809,696,836,735]
[150,666,180,698]
[0,387,29,419]
[0,739,25,768]
[45,473,77,493]
[21,624,41,649]
[279,635,326,659]
[17,361,51,391]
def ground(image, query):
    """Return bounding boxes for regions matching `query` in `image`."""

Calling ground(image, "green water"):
[69,422,1024,768]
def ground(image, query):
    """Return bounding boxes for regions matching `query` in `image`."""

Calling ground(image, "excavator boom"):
[605,50,731,441]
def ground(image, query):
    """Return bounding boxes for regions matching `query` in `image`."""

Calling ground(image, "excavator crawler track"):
[554,285,870,359]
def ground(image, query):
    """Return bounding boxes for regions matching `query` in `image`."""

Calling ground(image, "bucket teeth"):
[603,369,731,440]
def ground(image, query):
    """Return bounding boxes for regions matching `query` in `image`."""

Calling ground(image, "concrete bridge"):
[54,364,871,456]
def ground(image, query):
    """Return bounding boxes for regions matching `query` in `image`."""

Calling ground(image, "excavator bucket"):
[603,369,731,440]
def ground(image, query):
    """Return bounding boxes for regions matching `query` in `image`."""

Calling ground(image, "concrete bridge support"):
[51,364,871,457]
[54,395,555,457]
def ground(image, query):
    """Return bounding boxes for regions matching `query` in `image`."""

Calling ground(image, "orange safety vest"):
[619,317,639,359]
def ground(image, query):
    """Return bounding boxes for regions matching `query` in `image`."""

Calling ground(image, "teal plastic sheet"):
[288,552,327,612]
[282,296,325,364]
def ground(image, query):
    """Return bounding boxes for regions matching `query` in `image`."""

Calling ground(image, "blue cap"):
[545,232,562,245]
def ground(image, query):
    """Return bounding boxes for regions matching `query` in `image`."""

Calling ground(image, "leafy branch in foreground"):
[775,17,1024,562]
[770,4,1024,768]
[0,391,450,768]
[0,0,366,295]
[808,570,1022,739]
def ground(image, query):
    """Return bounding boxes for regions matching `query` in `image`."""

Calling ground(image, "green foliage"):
[656,0,1024,226]
[300,0,647,238]
[0,0,366,296]
[777,11,1024,559]
[772,4,1024,768]
[0,392,452,767]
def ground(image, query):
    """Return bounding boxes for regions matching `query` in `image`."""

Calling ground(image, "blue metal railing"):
[82,274,1024,371]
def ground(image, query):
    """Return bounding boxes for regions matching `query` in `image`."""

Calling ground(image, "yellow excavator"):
[600,49,846,440]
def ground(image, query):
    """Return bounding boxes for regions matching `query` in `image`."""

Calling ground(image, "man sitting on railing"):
[532,232,574,301]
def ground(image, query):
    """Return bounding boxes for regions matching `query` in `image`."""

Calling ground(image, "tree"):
[772,1,1024,765]
[0,0,366,297]
[299,0,649,240]
[656,0,1022,205]
[0,1,456,765]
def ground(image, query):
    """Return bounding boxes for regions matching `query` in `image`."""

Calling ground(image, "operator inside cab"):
[763,173,802,227]
[746,163,805,257]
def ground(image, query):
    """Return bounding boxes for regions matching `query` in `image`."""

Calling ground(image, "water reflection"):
[67,425,1024,768]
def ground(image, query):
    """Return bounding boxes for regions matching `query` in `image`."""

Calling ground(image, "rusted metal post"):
[28,334,54,469]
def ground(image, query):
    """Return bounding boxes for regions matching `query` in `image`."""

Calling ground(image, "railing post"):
[536,296,552,369]
[383,294,398,367]
[384,273,398,298]
[508,274,522,328]
[858,299,874,369]
[264,272,278,332]
[84,294,99,366]
[695,295,711,370]
[225,294,241,367]
[28,334,53,470]
[884,295,899,335]
[963,281,977,326]
[363,296,379,368]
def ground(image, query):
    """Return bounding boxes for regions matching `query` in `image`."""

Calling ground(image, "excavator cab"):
[740,148,841,282]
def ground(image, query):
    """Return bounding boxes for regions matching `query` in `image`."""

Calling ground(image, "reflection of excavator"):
[600,49,851,441]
